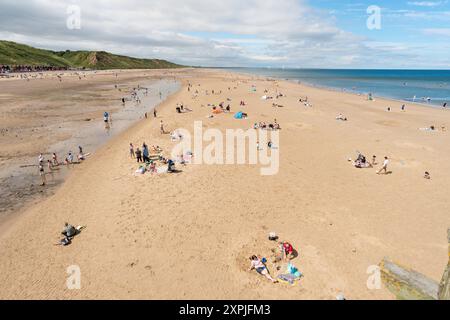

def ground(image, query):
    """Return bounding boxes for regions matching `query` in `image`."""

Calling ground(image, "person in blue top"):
[142,143,150,162]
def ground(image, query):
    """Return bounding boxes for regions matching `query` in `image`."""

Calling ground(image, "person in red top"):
[280,241,295,261]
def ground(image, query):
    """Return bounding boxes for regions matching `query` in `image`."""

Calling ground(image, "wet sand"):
[0,69,182,225]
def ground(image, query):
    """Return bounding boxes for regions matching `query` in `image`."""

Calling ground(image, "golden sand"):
[0,68,449,299]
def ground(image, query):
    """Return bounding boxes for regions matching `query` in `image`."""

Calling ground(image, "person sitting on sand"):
[248,255,278,283]
[167,159,176,173]
[149,162,157,174]
[152,145,162,153]
[280,241,295,261]
[62,223,77,238]
[354,153,372,168]
[376,157,390,175]
[424,171,431,180]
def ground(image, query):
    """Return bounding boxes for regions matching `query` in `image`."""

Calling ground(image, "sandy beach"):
[0,68,449,300]
[0,69,180,223]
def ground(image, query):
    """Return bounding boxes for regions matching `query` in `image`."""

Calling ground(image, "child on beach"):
[47,160,53,172]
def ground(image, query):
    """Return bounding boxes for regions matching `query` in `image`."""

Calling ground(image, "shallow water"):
[0,79,181,221]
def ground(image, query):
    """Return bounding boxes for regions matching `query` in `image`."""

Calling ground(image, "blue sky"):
[0,0,449,68]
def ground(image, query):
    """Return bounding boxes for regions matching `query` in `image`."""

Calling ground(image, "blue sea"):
[223,68,450,107]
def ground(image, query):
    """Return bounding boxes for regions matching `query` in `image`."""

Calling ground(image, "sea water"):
[224,68,450,107]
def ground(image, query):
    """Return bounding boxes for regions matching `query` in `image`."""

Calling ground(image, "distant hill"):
[0,41,182,70]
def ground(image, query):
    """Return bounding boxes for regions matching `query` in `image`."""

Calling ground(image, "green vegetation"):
[0,41,182,69]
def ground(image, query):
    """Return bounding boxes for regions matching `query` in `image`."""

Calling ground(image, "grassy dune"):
[0,41,181,69]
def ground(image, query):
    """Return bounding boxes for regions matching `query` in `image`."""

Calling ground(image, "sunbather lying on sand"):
[57,223,84,246]
[248,255,278,283]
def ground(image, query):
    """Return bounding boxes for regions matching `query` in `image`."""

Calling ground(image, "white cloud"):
[0,0,447,68]
[407,1,447,7]
[423,28,450,36]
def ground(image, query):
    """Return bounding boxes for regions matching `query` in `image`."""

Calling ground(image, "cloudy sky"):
[1,0,449,68]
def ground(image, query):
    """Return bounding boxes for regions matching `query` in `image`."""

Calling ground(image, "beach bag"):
[287,263,302,278]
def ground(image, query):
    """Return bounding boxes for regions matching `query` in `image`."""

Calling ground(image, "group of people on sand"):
[253,120,281,131]
[352,153,430,178]
[249,236,299,284]
[351,152,390,174]
[130,143,163,163]
[420,124,446,132]
[37,146,87,186]
[0,64,68,74]
[129,141,185,175]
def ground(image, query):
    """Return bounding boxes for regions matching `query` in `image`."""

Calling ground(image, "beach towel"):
[278,273,302,285]
[157,166,168,174]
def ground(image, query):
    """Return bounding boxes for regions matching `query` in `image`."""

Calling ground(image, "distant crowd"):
[0,65,69,74]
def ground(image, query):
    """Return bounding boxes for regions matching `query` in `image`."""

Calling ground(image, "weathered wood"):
[438,228,450,300]
[380,258,439,300]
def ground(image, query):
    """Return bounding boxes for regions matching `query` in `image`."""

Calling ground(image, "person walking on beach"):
[142,143,150,162]
[38,163,46,186]
[52,153,59,166]
[154,109,157,118]
[129,143,135,159]
[377,157,390,175]
[135,148,143,163]
[160,120,165,134]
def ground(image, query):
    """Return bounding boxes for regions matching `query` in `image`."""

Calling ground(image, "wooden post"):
[380,258,439,300]
[438,228,450,300]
